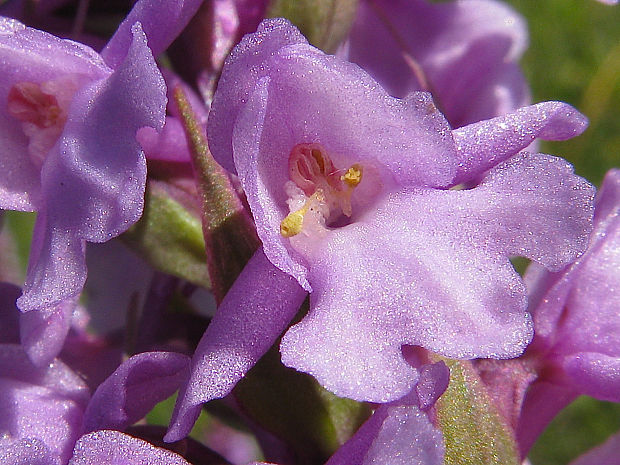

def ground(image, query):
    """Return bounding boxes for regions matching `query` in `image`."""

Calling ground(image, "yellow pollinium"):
[280,204,309,238]
[341,164,363,188]
[280,190,325,238]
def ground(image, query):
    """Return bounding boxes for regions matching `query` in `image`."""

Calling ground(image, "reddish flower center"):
[7,76,81,169]
[8,82,64,129]
[281,143,363,237]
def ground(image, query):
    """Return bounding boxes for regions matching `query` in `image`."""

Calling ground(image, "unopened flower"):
[166,18,594,441]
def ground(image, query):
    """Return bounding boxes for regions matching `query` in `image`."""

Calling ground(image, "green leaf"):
[529,396,620,465]
[267,0,359,52]
[435,359,520,465]
[235,343,371,465]
[121,182,210,289]
[1,210,35,282]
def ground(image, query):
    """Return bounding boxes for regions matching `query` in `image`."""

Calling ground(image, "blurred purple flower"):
[515,168,620,456]
[569,431,620,465]
[345,0,530,127]
[0,343,90,464]
[165,18,594,441]
[0,0,205,366]
[0,281,193,464]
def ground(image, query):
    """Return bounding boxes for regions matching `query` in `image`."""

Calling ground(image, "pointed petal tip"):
[536,101,589,141]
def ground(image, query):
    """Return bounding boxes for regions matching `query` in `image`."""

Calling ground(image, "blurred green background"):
[505,1,620,464]
[507,0,619,187]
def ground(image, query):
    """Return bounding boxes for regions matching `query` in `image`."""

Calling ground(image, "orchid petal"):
[216,19,458,188]
[562,353,620,402]
[516,381,577,458]
[282,152,593,401]
[525,170,620,392]
[0,343,89,464]
[69,430,191,465]
[20,295,77,366]
[17,23,165,318]
[452,101,588,184]
[82,352,190,433]
[102,0,204,68]
[326,405,444,465]
[416,362,450,411]
[207,18,308,175]
[0,438,56,465]
[137,117,192,162]
[346,0,528,127]
[165,248,306,442]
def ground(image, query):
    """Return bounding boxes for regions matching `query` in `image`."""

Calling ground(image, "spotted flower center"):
[7,76,80,168]
[280,143,363,237]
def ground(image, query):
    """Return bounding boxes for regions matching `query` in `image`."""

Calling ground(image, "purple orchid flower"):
[345,0,530,128]
[165,18,594,442]
[0,0,204,366]
[514,168,620,456]
[0,281,193,464]
[0,342,90,464]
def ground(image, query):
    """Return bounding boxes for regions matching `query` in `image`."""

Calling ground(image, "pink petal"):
[69,431,191,465]
[282,153,593,402]
[452,101,588,184]
[165,248,306,442]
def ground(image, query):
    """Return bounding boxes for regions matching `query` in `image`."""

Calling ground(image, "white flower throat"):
[280,143,363,238]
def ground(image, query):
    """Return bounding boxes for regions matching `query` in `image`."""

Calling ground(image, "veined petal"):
[282,153,593,401]
[0,17,109,211]
[101,0,204,68]
[165,248,306,443]
[452,101,588,184]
